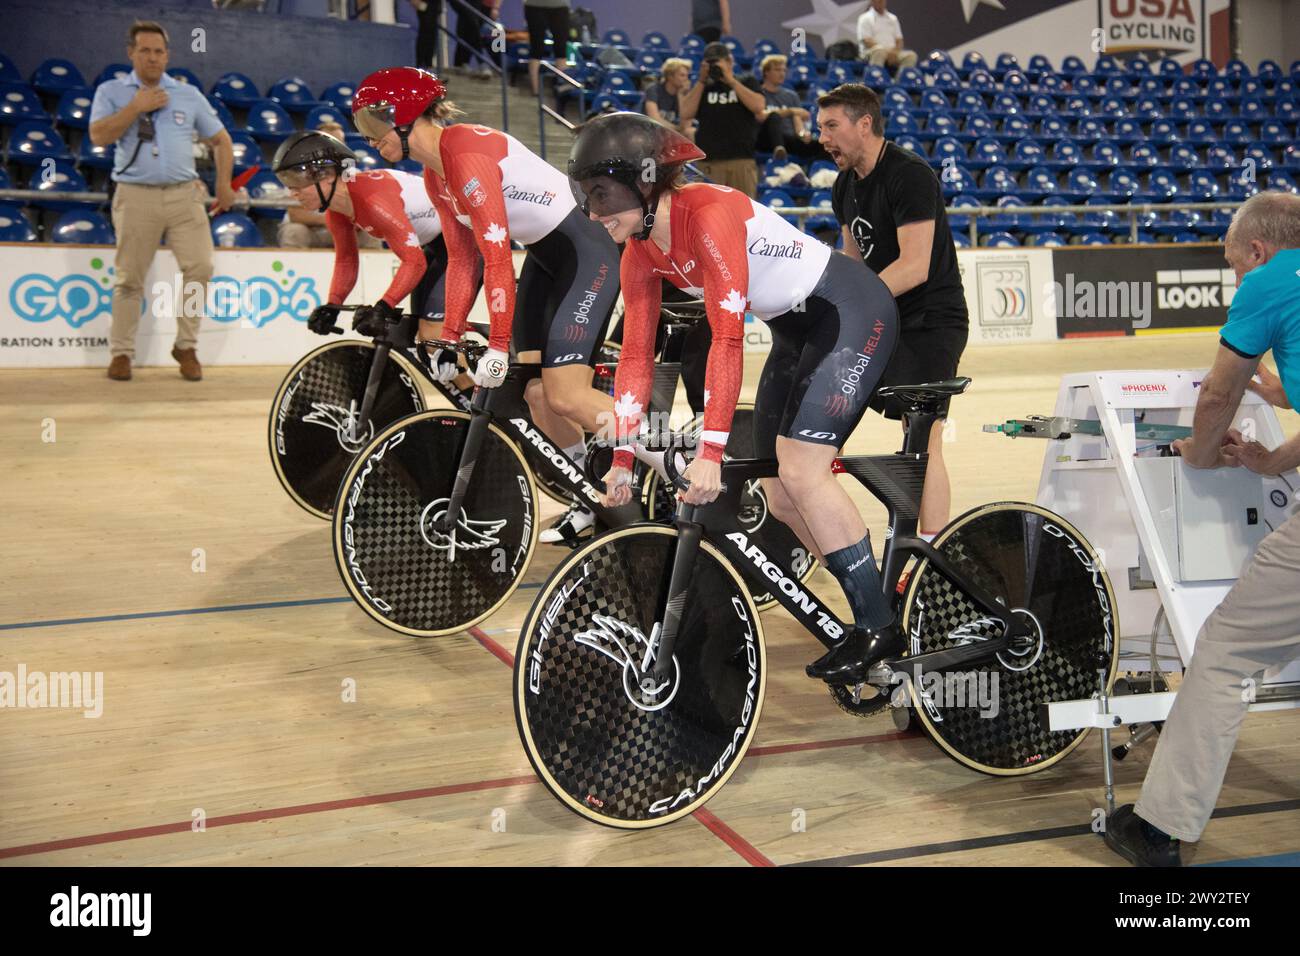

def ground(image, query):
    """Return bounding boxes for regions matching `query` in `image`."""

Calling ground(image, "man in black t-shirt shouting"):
[818,83,969,537]
[679,42,767,197]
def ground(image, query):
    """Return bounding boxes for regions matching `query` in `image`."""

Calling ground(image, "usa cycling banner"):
[0,246,512,367]
[957,247,1058,347]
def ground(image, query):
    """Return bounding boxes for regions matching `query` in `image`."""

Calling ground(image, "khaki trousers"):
[696,158,758,198]
[109,181,214,359]
[1135,509,1300,842]
[866,47,918,69]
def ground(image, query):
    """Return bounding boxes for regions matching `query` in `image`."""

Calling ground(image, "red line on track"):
[1063,330,1128,338]
[749,729,919,757]
[692,808,776,867]
[469,626,515,667]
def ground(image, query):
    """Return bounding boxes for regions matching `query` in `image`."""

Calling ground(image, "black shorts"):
[513,206,621,368]
[410,235,484,323]
[867,322,969,420]
[753,252,900,458]
[524,4,570,56]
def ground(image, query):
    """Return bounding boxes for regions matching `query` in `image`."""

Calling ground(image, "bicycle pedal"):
[866,661,896,687]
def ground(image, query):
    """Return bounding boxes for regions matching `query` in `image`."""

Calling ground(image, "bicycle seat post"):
[901,407,939,456]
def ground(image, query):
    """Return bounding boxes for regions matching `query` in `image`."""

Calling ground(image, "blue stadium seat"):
[1073,117,1108,144]
[605,28,633,47]
[26,159,90,209]
[1185,119,1216,144]
[320,81,356,113]
[996,114,1031,144]
[1258,60,1283,84]
[1240,77,1264,100]
[896,67,926,91]
[1204,143,1236,170]
[1007,138,1045,172]
[990,92,1021,116]
[6,121,71,164]
[1275,100,1299,124]
[993,53,1020,78]
[54,88,94,129]
[1172,231,1203,243]
[1107,167,1141,200]
[918,89,951,114]
[168,67,203,88]
[895,135,927,158]
[975,165,1017,201]
[967,69,996,95]
[954,90,987,115]
[951,230,971,248]
[1156,59,1183,79]
[1259,120,1289,145]
[641,31,672,52]
[78,134,113,170]
[1093,54,1122,76]
[211,212,262,247]
[1046,138,1083,170]
[678,34,706,56]
[1076,232,1110,246]
[1224,59,1250,82]
[805,189,837,231]
[1146,119,1178,146]
[1137,76,1166,100]
[228,131,263,172]
[0,51,21,83]
[930,135,966,167]
[982,231,1020,248]
[1166,96,1197,121]
[863,65,891,89]
[1243,142,1275,171]
[922,50,954,74]
[210,71,261,108]
[1129,142,1160,168]
[1002,71,1030,96]
[0,203,36,241]
[245,168,290,220]
[1060,56,1087,77]
[267,76,319,112]
[947,192,979,229]
[1038,115,1068,142]
[1168,143,1199,171]
[1203,98,1232,124]
[207,96,237,131]
[960,52,988,76]
[930,68,961,92]
[245,100,294,141]
[885,111,919,137]
[1023,195,1073,234]
[1024,93,1056,118]
[920,112,959,142]
[1025,54,1053,79]
[939,165,977,198]
[1033,232,1067,247]
[351,142,383,172]
[1239,99,1267,124]
[1153,208,1202,237]
[51,209,114,244]
[635,51,664,72]
[1088,139,1122,169]
[1190,59,1217,80]
[305,105,348,132]
[1130,97,1160,121]
[30,58,85,95]
[1021,165,1058,200]
[0,82,45,124]
[95,63,132,87]
[1269,170,1298,193]
[882,86,911,113]
[1063,167,1101,201]
[1141,168,1180,202]
[968,137,1008,170]
[1073,75,1102,99]
[1187,168,1222,200]
[1038,74,1066,97]
[1285,144,1300,172]
[0,166,8,188]
[956,113,994,143]
[1206,77,1238,104]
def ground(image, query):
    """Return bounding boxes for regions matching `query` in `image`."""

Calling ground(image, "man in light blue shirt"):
[1105,190,1300,866]
[89,19,235,381]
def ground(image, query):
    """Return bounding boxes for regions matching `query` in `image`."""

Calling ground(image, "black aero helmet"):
[568,112,704,239]
[272,130,358,210]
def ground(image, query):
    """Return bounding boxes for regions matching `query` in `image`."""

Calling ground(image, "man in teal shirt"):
[89,20,235,381]
[1107,190,1300,866]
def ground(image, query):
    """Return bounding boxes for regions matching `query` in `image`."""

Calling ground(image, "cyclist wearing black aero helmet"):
[272,129,482,344]
[351,66,625,544]
[570,111,907,683]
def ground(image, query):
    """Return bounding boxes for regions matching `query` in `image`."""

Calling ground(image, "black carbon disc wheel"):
[644,406,818,610]
[515,525,766,828]
[332,410,539,637]
[899,502,1119,775]
[269,340,425,519]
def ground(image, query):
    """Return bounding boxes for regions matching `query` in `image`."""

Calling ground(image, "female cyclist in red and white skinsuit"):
[570,112,904,683]
[271,130,482,343]
[351,68,624,543]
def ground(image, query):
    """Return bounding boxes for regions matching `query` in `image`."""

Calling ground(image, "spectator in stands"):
[89,20,235,383]
[1106,191,1300,868]
[277,122,381,250]
[679,42,766,197]
[817,83,967,535]
[453,0,498,78]
[691,0,730,44]
[756,54,827,162]
[524,0,571,95]
[856,0,917,71]
[408,0,442,70]
[645,58,692,131]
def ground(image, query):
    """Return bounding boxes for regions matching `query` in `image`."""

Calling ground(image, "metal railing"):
[536,61,586,161]
[433,0,509,132]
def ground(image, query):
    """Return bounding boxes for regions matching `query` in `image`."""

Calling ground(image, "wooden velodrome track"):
[2,333,1298,866]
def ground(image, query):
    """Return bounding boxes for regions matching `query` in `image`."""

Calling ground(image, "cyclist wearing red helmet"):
[572,112,904,683]
[353,67,624,543]
[272,129,483,344]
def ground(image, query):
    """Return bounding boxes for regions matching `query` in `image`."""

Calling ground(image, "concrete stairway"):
[442,67,577,171]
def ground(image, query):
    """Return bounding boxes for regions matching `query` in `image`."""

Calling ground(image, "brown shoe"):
[107,355,132,381]
[171,346,203,381]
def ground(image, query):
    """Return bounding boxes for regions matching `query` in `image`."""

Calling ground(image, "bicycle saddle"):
[876,377,972,408]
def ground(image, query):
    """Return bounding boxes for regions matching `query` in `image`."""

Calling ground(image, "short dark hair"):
[702,42,731,61]
[128,20,169,49]
[816,84,883,134]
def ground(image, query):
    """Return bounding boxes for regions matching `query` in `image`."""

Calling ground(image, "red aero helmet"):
[352,67,447,144]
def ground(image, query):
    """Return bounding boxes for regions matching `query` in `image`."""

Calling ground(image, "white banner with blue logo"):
[0,246,514,368]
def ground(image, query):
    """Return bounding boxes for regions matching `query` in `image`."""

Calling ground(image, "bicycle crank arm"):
[881,634,1015,675]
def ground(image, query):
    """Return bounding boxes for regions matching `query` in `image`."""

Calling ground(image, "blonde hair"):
[421,98,466,124]
[661,58,691,81]
[760,54,788,78]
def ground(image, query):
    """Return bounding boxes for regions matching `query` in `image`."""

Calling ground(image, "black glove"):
[308,304,342,335]
[352,299,402,338]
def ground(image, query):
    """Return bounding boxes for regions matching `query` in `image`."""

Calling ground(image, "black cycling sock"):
[823,534,894,632]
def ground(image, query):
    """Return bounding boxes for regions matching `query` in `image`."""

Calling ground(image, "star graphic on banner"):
[781,0,871,48]
[959,0,1005,22]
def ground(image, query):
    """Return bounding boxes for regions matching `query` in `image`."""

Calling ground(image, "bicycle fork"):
[642,506,703,691]
[435,386,494,534]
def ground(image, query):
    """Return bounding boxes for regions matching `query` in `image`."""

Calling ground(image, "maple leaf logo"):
[404,231,420,247]
[719,289,747,316]
[614,390,643,421]
[704,388,711,407]
[483,222,508,246]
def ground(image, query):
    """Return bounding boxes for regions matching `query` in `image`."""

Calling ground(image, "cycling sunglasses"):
[352,103,397,144]
[571,175,645,218]
[275,162,341,189]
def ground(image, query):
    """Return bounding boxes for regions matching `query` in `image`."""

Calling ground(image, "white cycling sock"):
[563,441,587,467]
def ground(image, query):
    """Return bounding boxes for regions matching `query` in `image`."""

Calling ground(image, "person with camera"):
[678,42,766,197]
[89,20,235,382]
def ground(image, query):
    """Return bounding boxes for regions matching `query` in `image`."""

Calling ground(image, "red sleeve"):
[611,243,662,470]
[690,203,749,464]
[325,210,358,306]
[440,150,515,352]
[348,174,429,308]
[425,169,488,341]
